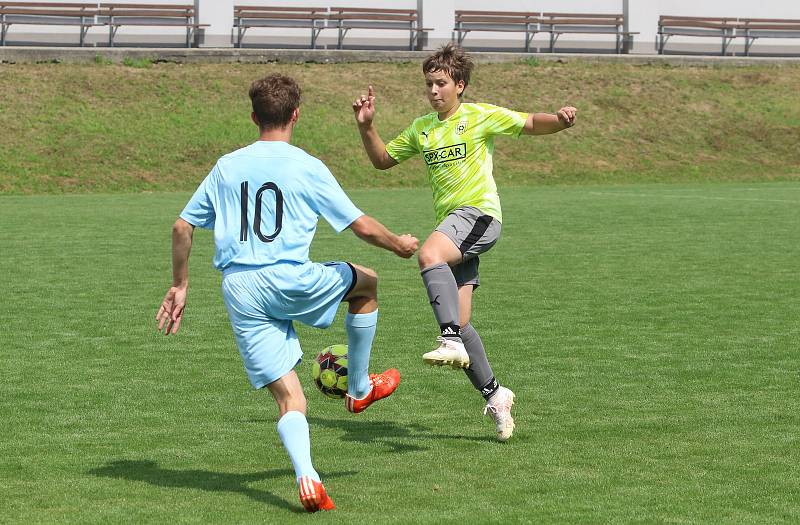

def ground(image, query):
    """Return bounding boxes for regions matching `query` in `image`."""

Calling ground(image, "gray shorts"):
[435,206,502,287]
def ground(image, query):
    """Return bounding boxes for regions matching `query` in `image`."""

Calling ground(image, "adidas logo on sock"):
[481,378,500,398]
[441,326,459,337]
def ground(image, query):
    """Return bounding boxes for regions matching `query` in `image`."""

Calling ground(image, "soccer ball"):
[312,344,348,399]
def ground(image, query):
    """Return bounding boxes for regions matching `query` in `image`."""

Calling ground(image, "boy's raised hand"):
[353,85,376,126]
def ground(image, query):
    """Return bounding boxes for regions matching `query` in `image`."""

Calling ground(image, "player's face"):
[425,70,464,118]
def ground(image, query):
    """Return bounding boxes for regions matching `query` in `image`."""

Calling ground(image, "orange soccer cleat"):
[345,368,401,414]
[298,476,336,512]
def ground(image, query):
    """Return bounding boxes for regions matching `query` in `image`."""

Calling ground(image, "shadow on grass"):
[307,417,499,449]
[88,460,354,513]
[240,416,498,452]
[308,416,430,452]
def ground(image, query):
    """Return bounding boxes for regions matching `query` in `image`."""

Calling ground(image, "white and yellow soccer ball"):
[312,344,348,399]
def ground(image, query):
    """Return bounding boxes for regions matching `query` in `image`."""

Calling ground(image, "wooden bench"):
[97,3,207,48]
[233,6,327,49]
[540,12,637,54]
[453,10,541,52]
[327,7,431,50]
[657,15,738,55]
[737,18,800,56]
[453,10,636,53]
[0,2,98,46]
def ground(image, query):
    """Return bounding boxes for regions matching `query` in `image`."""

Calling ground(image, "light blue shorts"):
[221,261,356,389]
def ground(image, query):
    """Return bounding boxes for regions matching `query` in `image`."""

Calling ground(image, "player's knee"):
[359,265,378,281]
[360,266,378,294]
[417,249,434,269]
[418,246,446,270]
[349,264,378,300]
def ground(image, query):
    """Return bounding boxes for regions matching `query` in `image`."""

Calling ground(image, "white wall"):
[231,0,421,49]
[194,0,233,48]
[448,0,627,52]
[630,0,800,53]
[448,0,800,54]
[456,0,622,11]
[3,0,800,53]
[2,0,215,46]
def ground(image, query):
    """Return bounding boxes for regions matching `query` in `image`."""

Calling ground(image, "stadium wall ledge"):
[1,47,800,67]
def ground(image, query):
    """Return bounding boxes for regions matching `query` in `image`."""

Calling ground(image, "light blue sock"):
[345,309,378,399]
[276,411,319,483]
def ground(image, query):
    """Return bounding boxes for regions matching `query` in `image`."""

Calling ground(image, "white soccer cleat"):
[422,336,471,369]
[484,386,515,441]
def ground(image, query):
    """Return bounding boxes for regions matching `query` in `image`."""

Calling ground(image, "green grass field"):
[2,183,799,523]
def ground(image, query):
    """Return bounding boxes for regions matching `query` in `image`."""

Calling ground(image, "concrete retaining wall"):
[2,46,799,66]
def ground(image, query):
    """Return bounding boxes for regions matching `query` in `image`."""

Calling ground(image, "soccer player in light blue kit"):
[156,74,418,513]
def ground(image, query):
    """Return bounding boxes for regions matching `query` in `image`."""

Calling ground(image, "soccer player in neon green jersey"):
[352,44,576,441]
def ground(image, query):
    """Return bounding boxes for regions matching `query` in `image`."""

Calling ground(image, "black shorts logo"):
[423,143,467,165]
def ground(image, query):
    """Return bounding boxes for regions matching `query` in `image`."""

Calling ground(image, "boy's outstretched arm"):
[349,214,418,258]
[352,85,398,170]
[523,106,577,135]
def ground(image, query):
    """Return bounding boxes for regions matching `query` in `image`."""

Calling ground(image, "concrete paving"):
[1,46,799,66]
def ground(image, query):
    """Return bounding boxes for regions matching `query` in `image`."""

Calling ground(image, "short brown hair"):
[248,74,302,130]
[422,43,474,97]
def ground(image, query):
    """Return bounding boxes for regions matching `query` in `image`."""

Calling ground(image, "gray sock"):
[421,263,461,340]
[461,322,498,397]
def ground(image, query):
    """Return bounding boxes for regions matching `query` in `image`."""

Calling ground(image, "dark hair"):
[248,74,302,130]
[422,43,474,97]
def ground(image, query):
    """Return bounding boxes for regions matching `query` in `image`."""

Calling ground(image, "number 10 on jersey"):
[240,181,284,243]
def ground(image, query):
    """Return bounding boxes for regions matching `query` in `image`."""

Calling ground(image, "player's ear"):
[251,111,261,128]
[292,107,300,123]
[456,80,465,96]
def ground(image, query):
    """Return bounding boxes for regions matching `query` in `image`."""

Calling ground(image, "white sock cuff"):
[277,410,306,430]
[345,309,378,328]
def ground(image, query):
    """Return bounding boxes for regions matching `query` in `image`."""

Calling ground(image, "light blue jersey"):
[180,140,365,388]
[181,141,363,271]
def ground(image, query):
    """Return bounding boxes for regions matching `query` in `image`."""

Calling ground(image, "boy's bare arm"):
[523,106,577,135]
[352,85,398,170]
[349,214,418,258]
[357,124,397,170]
[156,218,194,335]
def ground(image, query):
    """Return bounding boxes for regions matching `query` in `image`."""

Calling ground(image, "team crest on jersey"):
[455,119,468,135]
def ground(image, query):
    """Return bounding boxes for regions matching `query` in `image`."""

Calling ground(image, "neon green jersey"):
[386,102,527,224]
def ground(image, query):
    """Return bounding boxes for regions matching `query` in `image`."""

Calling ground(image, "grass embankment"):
[1,59,799,194]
